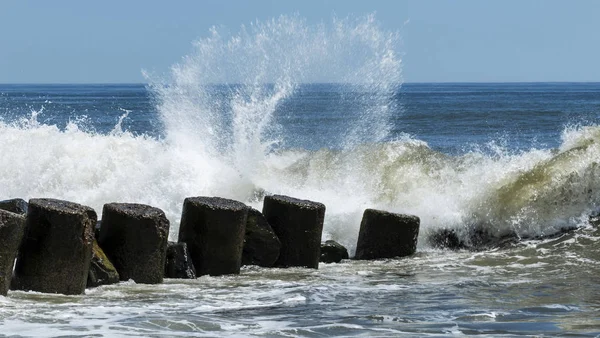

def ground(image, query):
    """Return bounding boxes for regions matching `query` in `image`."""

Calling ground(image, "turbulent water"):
[1,15,600,337]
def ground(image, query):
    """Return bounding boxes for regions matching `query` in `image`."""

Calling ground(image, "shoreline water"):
[1,228,598,336]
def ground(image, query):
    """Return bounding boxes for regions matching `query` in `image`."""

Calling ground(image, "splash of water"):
[110,109,131,136]
[1,15,597,252]
[148,14,402,177]
[0,14,403,241]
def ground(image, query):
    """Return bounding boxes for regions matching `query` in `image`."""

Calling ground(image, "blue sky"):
[1,0,599,83]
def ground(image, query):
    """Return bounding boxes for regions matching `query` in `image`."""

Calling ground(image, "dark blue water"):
[2,83,599,153]
[0,84,157,136]
[397,83,600,153]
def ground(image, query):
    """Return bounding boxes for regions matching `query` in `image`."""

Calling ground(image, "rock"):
[320,240,349,263]
[0,198,28,215]
[87,240,120,287]
[466,224,519,250]
[428,223,577,251]
[0,210,25,296]
[99,203,170,284]
[13,198,96,295]
[355,209,420,260]
[262,195,325,269]
[242,208,281,267]
[178,197,248,276]
[164,242,196,279]
[428,228,465,250]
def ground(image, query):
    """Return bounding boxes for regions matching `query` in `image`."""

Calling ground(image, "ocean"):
[1,15,600,337]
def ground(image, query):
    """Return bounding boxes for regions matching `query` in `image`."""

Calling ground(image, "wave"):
[1,115,599,253]
[1,15,598,254]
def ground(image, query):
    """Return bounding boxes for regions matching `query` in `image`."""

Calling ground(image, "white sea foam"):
[2,114,600,254]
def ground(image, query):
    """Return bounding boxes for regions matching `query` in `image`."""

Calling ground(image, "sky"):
[1,0,599,83]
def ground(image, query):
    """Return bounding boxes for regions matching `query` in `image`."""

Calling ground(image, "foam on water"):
[0,226,598,336]
[3,114,599,252]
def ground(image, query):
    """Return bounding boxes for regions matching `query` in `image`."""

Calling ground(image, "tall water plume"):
[144,15,403,245]
[149,14,402,174]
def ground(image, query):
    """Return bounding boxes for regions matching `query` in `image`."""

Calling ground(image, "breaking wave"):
[1,15,598,254]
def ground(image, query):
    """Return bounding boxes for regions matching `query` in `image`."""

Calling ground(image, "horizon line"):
[1,81,600,86]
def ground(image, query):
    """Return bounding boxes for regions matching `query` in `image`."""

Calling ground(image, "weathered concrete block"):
[0,198,28,215]
[320,240,349,263]
[355,209,420,260]
[262,195,325,269]
[99,203,169,284]
[87,240,120,288]
[164,242,196,279]
[0,210,25,296]
[242,208,281,267]
[178,197,248,276]
[13,198,95,295]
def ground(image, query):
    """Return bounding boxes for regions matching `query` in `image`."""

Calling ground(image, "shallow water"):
[1,226,598,336]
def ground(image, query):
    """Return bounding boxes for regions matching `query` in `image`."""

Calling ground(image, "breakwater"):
[0,195,419,295]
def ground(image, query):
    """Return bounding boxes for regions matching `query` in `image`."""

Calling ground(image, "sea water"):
[0,15,599,337]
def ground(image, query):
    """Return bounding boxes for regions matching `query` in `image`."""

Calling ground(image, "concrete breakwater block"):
[99,203,170,284]
[0,198,28,215]
[87,240,120,288]
[262,195,325,269]
[164,242,196,279]
[0,210,25,296]
[355,209,420,260]
[320,240,349,263]
[242,208,281,267]
[178,197,248,276]
[13,198,96,295]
